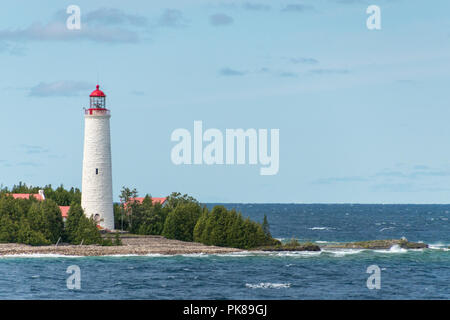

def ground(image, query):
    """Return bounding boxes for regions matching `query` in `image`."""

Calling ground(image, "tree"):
[193,205,275,249]
[65,203,102,245]
[119,186,138,231]
[262,214,271,239]
[162,202,202,242]
[17,218,50,246]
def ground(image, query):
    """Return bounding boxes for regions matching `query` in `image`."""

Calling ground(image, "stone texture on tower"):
[81,85,114,230]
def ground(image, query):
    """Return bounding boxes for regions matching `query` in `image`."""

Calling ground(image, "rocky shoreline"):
[319,239,428,250]
[0,237,429,257]
[0,235,240,257]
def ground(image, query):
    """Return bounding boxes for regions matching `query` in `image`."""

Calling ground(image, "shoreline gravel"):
[0,235,241,257]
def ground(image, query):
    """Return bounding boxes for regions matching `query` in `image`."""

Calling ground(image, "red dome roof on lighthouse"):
[90,85,106,97]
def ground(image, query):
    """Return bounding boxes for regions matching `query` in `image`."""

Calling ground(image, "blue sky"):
[1,0,450,203]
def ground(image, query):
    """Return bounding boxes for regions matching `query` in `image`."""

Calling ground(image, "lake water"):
[0,204,449,299]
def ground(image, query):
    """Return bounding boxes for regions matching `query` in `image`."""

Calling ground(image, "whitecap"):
[374,244,407,254]
[180,253,210,258]
[379,227,395,232]
[245,282,291,289]
[322,249,364,257]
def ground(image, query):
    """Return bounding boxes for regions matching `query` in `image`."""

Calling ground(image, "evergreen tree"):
[262,214,271,239]
[162,202,201,242]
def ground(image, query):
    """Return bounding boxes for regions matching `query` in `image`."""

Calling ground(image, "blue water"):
[0,204,449,299]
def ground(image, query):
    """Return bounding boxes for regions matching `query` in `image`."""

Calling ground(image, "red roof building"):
[129,197,167,206]
[10,192,70,222]
[59,206,70,221]
[11,193,45,201]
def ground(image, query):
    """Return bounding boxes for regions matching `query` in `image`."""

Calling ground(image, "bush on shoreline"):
[0,183,278,249]
[117,189,279,249]
[0,188,104,246]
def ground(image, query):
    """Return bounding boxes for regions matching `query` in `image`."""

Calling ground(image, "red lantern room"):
[86,85,110,116]
[90,85,106,108]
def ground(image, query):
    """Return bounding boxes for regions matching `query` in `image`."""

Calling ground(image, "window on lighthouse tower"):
[96,168,98,175]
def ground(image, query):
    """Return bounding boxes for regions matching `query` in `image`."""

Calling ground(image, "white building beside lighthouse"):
[81,85,114,230]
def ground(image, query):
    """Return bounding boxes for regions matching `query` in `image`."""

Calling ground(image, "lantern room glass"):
[90,96,106,109]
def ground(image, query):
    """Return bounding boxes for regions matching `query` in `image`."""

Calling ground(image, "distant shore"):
[0,237,429,257]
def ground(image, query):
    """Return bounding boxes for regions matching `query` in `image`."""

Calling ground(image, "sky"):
[1,0,450,203]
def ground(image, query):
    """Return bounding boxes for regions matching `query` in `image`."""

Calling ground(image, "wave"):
[321,249,365,257]
[374,244,408,254]
[308,227,335,231]
[428,242,450,251]
[245,282,291,289]
[379,227,395,232]
[180,253,210,258]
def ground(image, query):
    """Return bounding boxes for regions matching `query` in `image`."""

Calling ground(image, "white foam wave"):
[374,244,408,254]
[272,251,322,257]
[322,249,365,257]
[181,253,210,258]
[428,242,450,251]
[309,227,334,231]
[246,282,291,289]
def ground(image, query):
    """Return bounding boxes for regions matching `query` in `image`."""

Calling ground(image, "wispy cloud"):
[84,8,148,27]
[219,67,246,76]
[279,71,298,78]
[0,42,26,56]
[157,9,189,28]
[309,68,350,75]
[210,13,234,26]
[243,2,271,11]
[20,145,49,154]
[219,66,302,78]
[281,4,315,13]
[287,57,319,65]
[0,22,140,44]
[313,176,368,184]
[0,8,148,47]
[29,80,92,97]
[16,161,41,167]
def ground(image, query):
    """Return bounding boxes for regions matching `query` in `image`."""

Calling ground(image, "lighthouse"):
[81,85,114,230]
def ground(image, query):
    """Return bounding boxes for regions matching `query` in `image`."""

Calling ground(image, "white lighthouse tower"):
[81,85,114,230]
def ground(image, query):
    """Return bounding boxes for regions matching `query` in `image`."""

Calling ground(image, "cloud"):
[29,80,92,97]
[0,21,140,44]
[309,68,350,75]
[20,145,49,154]
[157,9,189,28]
[243,2,271,11]
[279,72,298,78]
[0,8,146,46]
[219,67,246,76]
[16,161,41,167]
[370,183,416,193]
[287,57,319,65]
[313,176,368,184]
[375,166,450,179]
[210,13,234,26]
[84,8,148,27]
[0,42,26,56]
[281,4,315,12]
[220,66,302,78]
